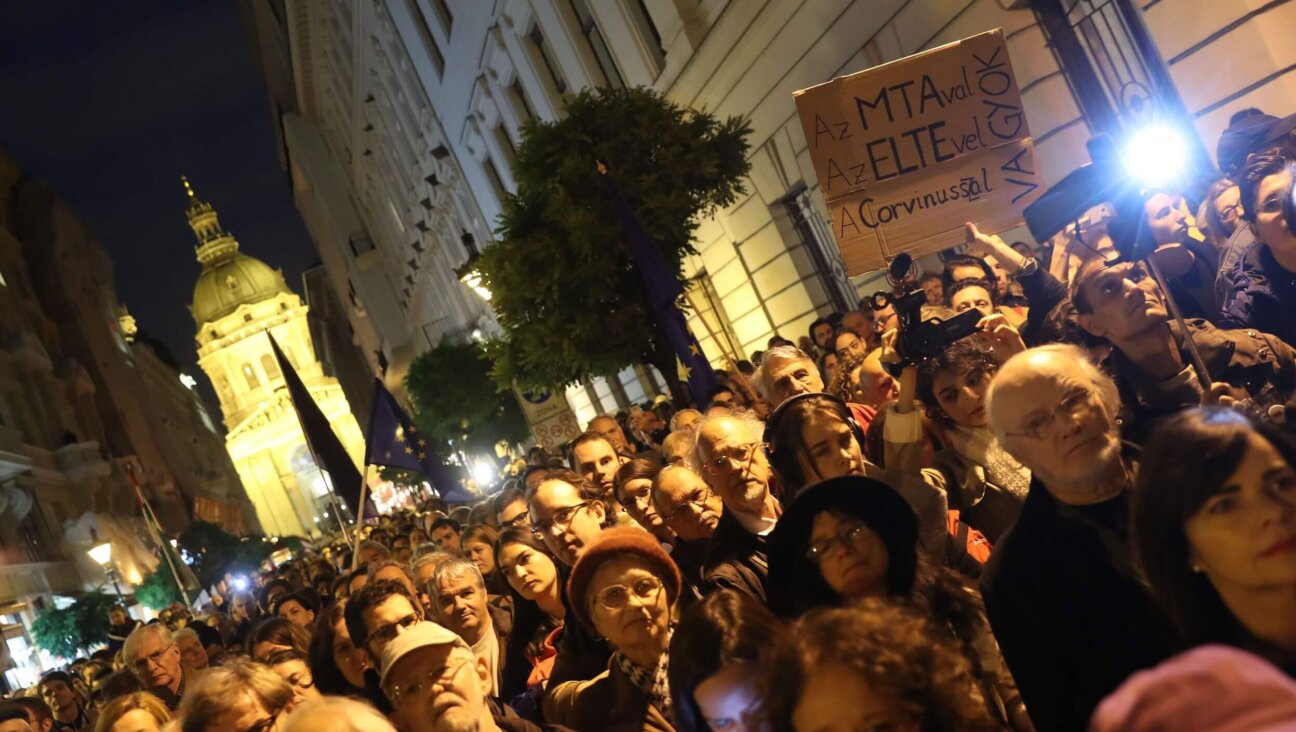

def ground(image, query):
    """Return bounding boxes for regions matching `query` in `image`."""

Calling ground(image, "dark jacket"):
[488,697,573,732]
[700,510,770,603]
[1109,318,1296,441]
[1221,242,1296,348]
[981,476,1172,732]
[548,660,675,732]
[1017,263,1069,347]
[1215,223,1255,306]
[546,586,611,689]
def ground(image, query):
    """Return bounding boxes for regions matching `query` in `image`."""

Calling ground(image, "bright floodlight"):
[88,541,113,566]
[231,575,250,591]
[472,460,496,486]
[1123,124,1188,187]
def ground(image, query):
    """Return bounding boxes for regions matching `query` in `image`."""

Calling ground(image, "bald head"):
[987,345,1123,502]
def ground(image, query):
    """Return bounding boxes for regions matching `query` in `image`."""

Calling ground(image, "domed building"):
[185,178,364,538]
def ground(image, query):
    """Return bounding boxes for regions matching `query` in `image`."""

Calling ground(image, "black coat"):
[701,510,769,603]
[981,477,1172,732]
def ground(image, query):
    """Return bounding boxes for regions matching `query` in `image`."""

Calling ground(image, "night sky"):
[0,1,317,404]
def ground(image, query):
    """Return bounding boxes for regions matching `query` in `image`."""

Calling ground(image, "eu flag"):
[602,169,720,404]
[267,333,373,518]
[364,379,471,504]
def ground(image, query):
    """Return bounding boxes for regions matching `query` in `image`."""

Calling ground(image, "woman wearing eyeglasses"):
[494,528,567,702]
[766,475,1032,730]
[546,526,682,732]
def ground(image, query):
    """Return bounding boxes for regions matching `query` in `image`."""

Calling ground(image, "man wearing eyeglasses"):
[381,621,565,732]
[695,412,782,603]
[345,579,427,665]
[652,464,724,594]
[981,345,1172,732]
[123,624,193,712]
[528,470,615,690]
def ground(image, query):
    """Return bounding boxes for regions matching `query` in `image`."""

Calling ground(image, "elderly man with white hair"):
[981,344,1172,732]
[693,409,782,602]
[123,622,198,711]
[755,345,877,431]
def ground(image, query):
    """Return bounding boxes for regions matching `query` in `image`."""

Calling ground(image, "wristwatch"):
[1016,257,1039,278]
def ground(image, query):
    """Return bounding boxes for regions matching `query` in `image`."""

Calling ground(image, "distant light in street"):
[179,373,198,390]
[231,575,250,591]
[471,459,495,486]
[1123,124,1187,188]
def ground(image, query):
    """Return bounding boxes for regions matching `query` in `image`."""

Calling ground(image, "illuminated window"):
[242,363,260,389]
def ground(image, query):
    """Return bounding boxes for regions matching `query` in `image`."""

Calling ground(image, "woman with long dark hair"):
[246,617,310,662]
[1133,407,1296,672]
[306,603,368,697]
[494,527,567,699]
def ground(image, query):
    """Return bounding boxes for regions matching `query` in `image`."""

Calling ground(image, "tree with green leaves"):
[30,590,115,660]
[405,340,530,454]
[135,562,183,610]
[480,86,751,403]
[177,521,272,589]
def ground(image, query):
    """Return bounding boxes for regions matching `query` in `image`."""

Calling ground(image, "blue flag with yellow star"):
[602,169,720,404]
[364,379,471,504]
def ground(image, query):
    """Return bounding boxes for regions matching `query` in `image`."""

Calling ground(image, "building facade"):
[249,0,1293,427]
[185,179,365,539]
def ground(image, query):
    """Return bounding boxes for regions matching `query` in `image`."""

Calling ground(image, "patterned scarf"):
[614,625,674,725]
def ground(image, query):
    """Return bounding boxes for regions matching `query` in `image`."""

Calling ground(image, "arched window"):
[261,354,282,382]
[241,363,259,389]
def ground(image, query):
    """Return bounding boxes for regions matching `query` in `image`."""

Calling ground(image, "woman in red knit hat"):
[544,526,682,732]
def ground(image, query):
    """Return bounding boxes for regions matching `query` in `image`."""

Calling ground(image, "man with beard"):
[380,622,568,732]
[694,412,782,602]
[982,345,1172,731]
[431,559,510,697]
[568,432,629,512]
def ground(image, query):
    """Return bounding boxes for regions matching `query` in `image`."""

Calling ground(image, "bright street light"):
[88,541,112,566]
[1123,124,1188,188]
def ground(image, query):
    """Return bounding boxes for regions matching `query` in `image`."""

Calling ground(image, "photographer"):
[877,314,1029,545]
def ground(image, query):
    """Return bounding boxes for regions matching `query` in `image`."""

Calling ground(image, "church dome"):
[181,177,294,327]
[192,252,291,326]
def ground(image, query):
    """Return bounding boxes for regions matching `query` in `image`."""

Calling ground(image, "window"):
[261,354,282,382]
[242,363,260,390]
[570,0,624,89]
[493,124,516,162]
[507,79,535,122]
[429,0,453,33]
[484,157,509,204]
[627,0,666,73]
[404,0,445,76]
[527,24,567,95]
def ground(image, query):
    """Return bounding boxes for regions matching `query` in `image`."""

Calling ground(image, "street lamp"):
[88,534,124,597]
[455,232,492,301]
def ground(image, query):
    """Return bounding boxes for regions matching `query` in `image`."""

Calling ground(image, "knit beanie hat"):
[566,526,682,629]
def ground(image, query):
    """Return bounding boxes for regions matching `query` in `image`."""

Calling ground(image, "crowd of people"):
[3,110,1296,732]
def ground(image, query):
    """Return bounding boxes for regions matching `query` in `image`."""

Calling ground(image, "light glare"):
[1123,125,1187,187]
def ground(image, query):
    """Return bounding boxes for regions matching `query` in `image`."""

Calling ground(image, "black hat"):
[766,475,918,618]
[1216,112,1290,175]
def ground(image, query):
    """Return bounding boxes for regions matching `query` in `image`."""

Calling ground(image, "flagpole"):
[351,463,372,571]
[125,463,193,608]
[682,289,759,403]
[316,468,352,546]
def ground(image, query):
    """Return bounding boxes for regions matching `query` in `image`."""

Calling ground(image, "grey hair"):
[173,627,199,644]
[753,345,814,401]
[410,550,454,581]
[122,623,174,664]
[691,407,767,475]
[178,658,294,732]
[985,343,1120,443]
[668,409,702,433]
[430,557,485,593]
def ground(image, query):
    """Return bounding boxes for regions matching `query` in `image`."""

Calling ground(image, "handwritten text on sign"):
[794,29,1042,275]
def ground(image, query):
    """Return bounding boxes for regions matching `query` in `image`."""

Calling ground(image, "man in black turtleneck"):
[981,344,1174,732]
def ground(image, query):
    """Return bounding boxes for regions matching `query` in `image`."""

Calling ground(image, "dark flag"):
[602,168,720,403]
[267,332,373,517]
[364,378,470,504]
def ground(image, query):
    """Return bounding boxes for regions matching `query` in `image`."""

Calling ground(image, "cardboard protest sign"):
[795,29,1044,275]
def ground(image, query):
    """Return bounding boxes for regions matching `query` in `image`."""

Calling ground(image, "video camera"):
[870,252,982,375]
